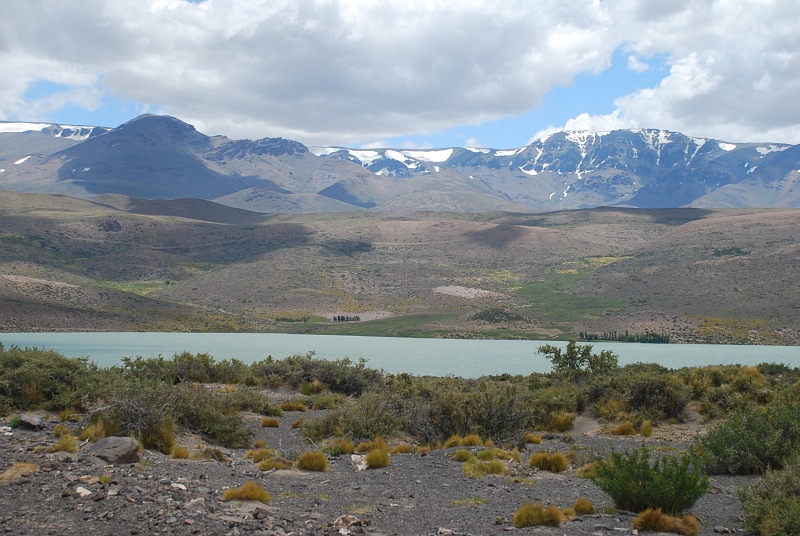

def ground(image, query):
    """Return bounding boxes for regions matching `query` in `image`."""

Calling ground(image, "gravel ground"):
[0,405,755,536]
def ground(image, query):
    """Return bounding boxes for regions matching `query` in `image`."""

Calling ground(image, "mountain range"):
[2,114,799,213]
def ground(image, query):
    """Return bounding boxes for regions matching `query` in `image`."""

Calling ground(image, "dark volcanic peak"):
[206,137,308,161]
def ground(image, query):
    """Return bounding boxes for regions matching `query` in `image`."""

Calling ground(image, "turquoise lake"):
[1,332,798,377]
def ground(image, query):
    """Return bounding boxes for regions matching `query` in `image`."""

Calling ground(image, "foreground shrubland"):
[3,340,800,534]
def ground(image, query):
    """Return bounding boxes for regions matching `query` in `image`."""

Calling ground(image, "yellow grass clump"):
[171,446,190,459]
[460,434,483,447]
[512,502,565,528]
[528,451,569,473]
[260,417,280,428]
[390,443,414,454]
[632,508,699,536]
[280,401,308,412]
[365,449,391,469]
[296,451,329,472]
[357,436,389,453]
[573,497,595,515]
[444,434,463,448]
[47,435,77,454]
[611,421,637,436]
[463,458,505,478]
[546,412,575,432]
[452,449,474,462]
[640,419,654,437]
[0,462,40,483]
[222,481,271,504]
[524,432,542,444]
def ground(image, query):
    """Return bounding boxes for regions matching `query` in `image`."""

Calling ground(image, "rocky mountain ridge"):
[1,115,799,213]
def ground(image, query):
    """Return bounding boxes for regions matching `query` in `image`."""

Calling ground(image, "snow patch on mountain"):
[756,145,788,155]
[718,142,737,151]
[403,149,453,163]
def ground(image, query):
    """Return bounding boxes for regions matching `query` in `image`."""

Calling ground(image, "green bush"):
[741,456,800,535]
[0,345,115,411]
[301,390,402,441]
[251,353,382,395]
[590,444,708,514]
[691,402,800,475]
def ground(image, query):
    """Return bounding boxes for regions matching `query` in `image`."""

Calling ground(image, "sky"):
[2,0,800,149]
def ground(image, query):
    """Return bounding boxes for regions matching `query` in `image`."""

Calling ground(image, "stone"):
[19,414,45,430]
[713,527,732,534]
[87,436,140,464]
[75,486,93,498]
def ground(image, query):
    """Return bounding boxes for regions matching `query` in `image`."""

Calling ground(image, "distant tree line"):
[332,315,361,322]
[579,330,670,344]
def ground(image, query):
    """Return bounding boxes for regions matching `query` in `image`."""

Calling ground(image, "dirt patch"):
[433,285,506,299]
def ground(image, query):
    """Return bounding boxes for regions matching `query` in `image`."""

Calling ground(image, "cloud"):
[626,55,649,73]
[2,0,800,144]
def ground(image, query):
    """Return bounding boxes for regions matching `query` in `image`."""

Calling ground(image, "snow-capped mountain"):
[1,115,799,213]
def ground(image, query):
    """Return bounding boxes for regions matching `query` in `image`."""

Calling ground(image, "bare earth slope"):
[1,191,797,344]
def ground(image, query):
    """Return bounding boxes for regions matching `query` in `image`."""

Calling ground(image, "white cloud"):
[626,55,649,73]
[2,0,800,144]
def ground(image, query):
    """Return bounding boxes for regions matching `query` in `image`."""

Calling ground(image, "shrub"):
[741,455,800,536]
[390,443,414,454]
[590,445,708,514]
[477,448,496,461]
[222,481,271,504]
[172,446,190,459]
[640,419,653,437]
[691,402,800,475]
[573,497,595,515]
[452,449,474,462]
[245,448,275,463]
[463,458,505,478]
[300,379,325,395]
[529,451,569,473]
[195,447,229,462]
[611,421,636,436]
[258,456,293,471]
[575,463,597,479]
[356,436,389,453]
[546,412,575,432]
[47,434,77,453]
[261,417,280,428]
[524,432,542,444]
[512,503,564,528]
[326,437,355,456]
[280,400,308,412]
[365,449,390,469]
[632,508,699,536]
[310,392,345,410]
[296,451,329,472]
[0,462,39,484]
[460,434,483,447]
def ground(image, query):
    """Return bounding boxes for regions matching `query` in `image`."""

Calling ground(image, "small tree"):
[538,340,618,377]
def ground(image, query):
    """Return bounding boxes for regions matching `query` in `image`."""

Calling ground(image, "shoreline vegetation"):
[2,341,800,534]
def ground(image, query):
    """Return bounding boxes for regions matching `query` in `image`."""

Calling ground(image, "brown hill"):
[0,191,797,343]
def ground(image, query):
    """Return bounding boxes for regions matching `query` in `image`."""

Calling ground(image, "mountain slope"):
[2,115,799,213]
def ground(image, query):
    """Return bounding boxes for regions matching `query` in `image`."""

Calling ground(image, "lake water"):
[1,332,798,377]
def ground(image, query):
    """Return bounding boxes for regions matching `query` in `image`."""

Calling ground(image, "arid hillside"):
[0,191,797,344]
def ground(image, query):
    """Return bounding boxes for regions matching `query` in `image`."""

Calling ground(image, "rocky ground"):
[0,398,755,536]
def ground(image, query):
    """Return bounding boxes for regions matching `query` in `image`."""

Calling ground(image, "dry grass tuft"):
[222,481,271,504]
[452,449,474,462]
[280,400,307,412]
[356,436,389,453]
[632,508,699,536]
[365,449,390,469]
[460,434,483,447]
[260,417,280,428]
[171,446,190,459]
[47,435,77,453]
[512,502,565,528]
[390,443,414,454]
[296,451,329,472]
[528,451,569,473]
[0,462,40,483]
[611,421,637,436]
[524,432,542,444]
[546,412,575,432]
[573,497,595,515]
[640,419,654,437]
[463,458,505,478]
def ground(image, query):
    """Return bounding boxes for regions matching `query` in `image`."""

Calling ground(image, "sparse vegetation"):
[590,445,708,514]
[512,502,564,528]
[528,451,569,473]
[365,449,390,469]
[740,455,800,535]
[632,508,699,536]
[222,481,271,504]
[296,451,329,472]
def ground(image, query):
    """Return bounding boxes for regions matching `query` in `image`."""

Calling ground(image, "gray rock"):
[19,414,45,430]
[713,527,732,534]
[87,436,140,464]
